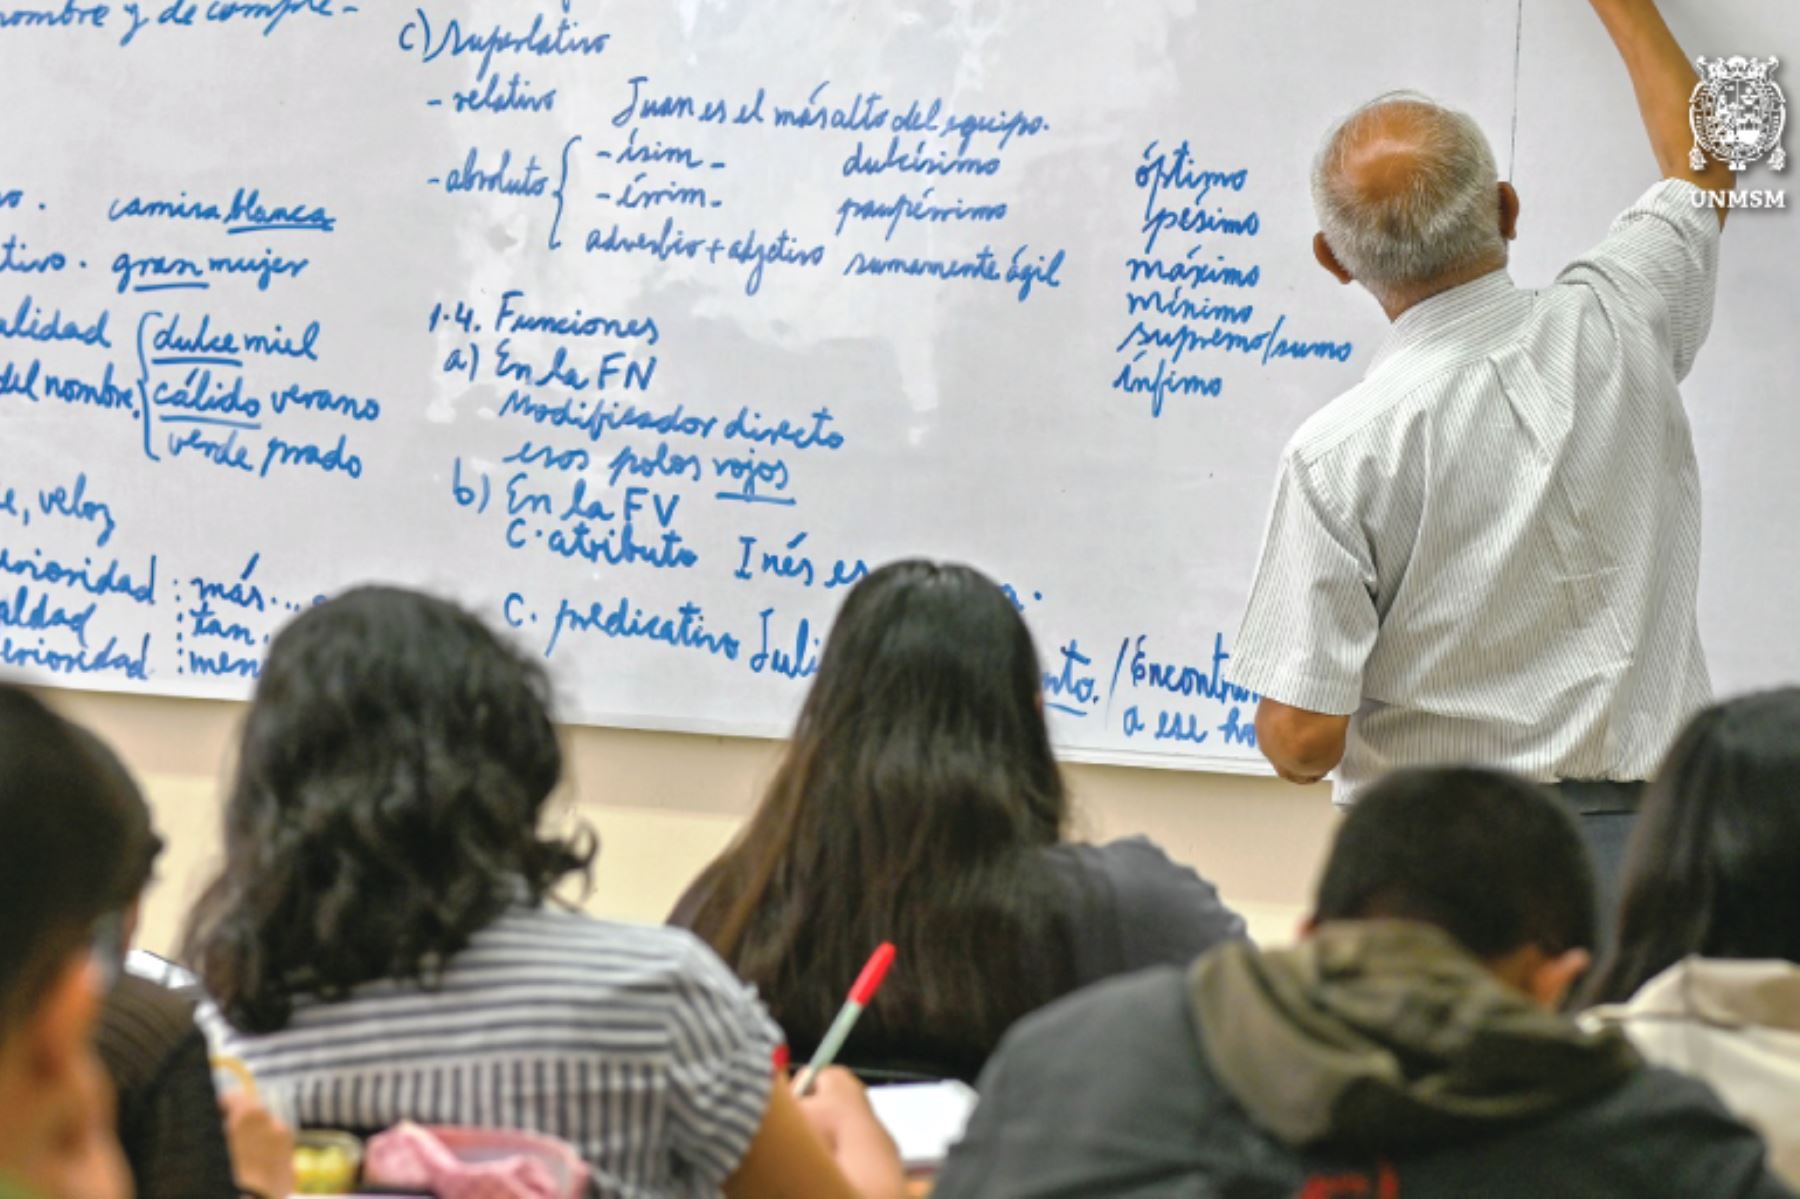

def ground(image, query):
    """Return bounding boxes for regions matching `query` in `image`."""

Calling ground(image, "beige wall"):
[38,689,1339,958]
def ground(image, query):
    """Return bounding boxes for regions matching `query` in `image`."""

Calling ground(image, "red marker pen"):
[794,941,896,1096]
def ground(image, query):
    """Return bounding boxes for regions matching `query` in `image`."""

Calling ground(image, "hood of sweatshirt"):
[1189,920,1641,1154]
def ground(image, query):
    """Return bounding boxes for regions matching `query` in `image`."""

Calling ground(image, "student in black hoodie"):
[934,767,1793,1199]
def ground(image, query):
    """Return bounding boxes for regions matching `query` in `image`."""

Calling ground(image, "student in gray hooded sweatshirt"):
[934,767,1793,1199]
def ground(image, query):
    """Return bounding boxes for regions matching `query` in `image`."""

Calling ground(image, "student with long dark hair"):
[673,560,1245,1081]
[185,586,903,1199]
[1583,689,1800,1184]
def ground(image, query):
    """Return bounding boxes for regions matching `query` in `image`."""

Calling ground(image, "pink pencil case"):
[361,1122,589,1199]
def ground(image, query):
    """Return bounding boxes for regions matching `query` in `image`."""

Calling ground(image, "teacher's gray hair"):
[1312,92,1506,299]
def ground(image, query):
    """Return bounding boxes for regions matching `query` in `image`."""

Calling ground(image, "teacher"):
[1232,0,1733,897]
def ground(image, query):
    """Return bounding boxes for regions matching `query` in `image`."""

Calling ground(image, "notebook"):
[868,1081,980,1170]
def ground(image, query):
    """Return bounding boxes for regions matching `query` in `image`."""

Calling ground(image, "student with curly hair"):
[187,586,902,1199]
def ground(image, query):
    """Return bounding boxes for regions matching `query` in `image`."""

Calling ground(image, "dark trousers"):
[1547,780,1645,953]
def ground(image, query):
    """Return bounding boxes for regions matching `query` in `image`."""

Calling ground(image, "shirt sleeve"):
[1231,449,1377,715]
[661,931,782,1190]
[1621,1069,1796,1199]
[930,1021,1036,1198]
[936,969,1208,1197]
[127,1027,239,1199]
[1555,178,1721,382]
[1055,838,1248,986]
[97,978,237,1199]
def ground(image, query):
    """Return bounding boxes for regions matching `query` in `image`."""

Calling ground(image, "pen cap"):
[849,941,896,1007]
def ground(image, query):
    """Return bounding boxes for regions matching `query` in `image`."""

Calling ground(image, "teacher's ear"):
[1313,232,1355,285]
[1499,181,1521,242]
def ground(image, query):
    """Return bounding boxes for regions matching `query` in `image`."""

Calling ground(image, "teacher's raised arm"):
[1589,0,1736,222]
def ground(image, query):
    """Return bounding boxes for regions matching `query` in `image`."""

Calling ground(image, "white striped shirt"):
[198,908,780,1199]
[1233,179,1720,803]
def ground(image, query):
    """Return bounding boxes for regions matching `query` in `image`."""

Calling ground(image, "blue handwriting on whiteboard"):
[597,129,715,171]
[723,406,844,452]
[727,228,825,296]
[749,607,819,679]
[1116,312,1353,367]
[1140,200,1260,256]
[148,312,321,365]
[497,388,717,445]
[712,452,793,506]
[0,2,108,30]
[0,235,68,275]
[502,440,588,472]
[540,592,737,660]
[842,136,1000,179]
[0,359,137,413]
[1042,639,1102,718]
[259,433,364,480]
[1217,705,1257,747]
[733,532,813,586]
[0,546,156,604]
[449,71,556,114]
[108,187,336,234]
[1125,632,1258,706]
[1110,355,1222,418]
[165,424,258,472]
[186,596,256,645]
[191,559,266,611]
[610,75,753,127]
[110,248,310,293]
[36,473,115,546]
[118,0,356,44]
[399,6,609,81]
[1126,246,1261,290]
[505,483,698,571]
[1135,142,1247,220]
[183,647,259,678]
[494,339,656,392]
[834,189,1008,241]
[1,633,150,680]
[584,217,713,264]
[772,81,890,132]
[843,243,1065,301]
[595,172,719,211]
[0,584,97,647]
[608,441,702,486]
[0,296,109,347]
[435,147,548,196]
[939,105,1048,155]
[495,288,659,344]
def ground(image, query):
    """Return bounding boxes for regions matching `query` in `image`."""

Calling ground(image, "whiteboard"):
[0,0,1790,774]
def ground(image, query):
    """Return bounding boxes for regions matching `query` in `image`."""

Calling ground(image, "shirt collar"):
[1367,268,1521,375]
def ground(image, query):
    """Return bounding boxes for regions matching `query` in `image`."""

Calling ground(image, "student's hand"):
[221,1090,296,1199]
[724,1065,904,1199]
[793,1068,905,1199]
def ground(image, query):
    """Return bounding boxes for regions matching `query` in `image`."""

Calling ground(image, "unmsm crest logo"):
[1689,55,1788,212]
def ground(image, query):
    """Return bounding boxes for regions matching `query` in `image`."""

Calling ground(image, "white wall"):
[39,690,1337,958]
